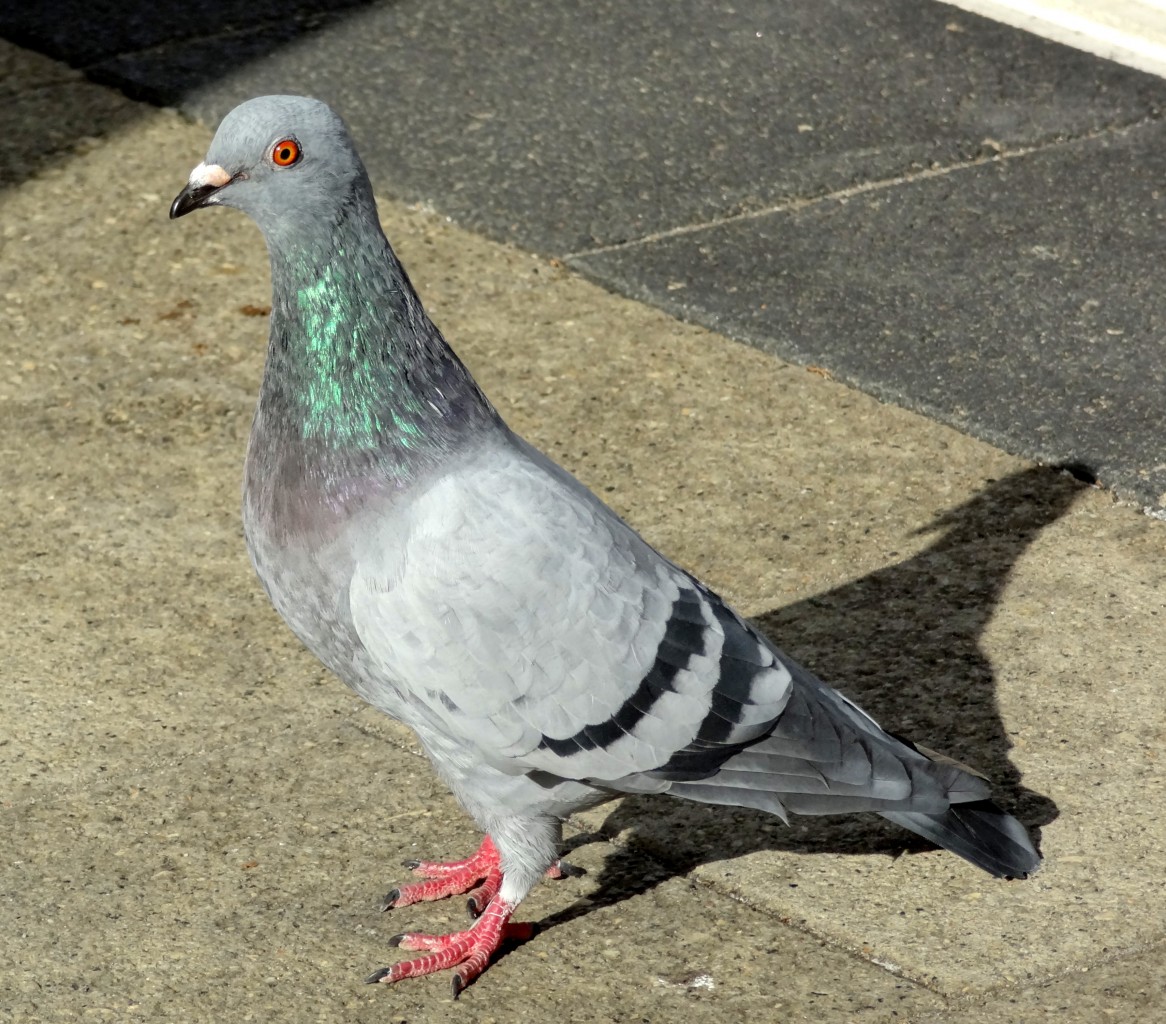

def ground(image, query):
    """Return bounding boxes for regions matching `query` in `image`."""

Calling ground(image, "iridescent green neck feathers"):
[260,189,495,475]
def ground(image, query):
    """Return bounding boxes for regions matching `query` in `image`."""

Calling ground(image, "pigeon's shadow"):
[541,463,1082,933]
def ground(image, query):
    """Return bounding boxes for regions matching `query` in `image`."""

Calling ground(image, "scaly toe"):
[369,898,523,990]
[547,858,586,879]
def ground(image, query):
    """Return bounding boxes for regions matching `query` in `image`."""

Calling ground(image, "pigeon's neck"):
[260,185,496,475]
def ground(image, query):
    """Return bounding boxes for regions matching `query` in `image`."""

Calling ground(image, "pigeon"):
[171,95,1040,995]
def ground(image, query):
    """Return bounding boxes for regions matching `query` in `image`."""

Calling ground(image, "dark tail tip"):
[881,799,1041,879]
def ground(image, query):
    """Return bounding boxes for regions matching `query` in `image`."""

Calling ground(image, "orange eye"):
[271,138,301,167]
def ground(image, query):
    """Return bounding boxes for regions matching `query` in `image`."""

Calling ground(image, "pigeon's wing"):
[348,435,794,784]
[348,435,1043,881]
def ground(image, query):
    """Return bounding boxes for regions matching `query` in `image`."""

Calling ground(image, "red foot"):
[382,836,500,911]
[382,836,584,916]
[545,859,581,880]
[465,869,502,917]
[366,898,533,996]
[404,835,499,879]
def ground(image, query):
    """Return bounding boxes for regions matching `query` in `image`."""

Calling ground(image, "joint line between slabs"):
[563,114,1162,260]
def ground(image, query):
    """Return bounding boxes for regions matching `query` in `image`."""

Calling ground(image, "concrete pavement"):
[1,29,1164,1024]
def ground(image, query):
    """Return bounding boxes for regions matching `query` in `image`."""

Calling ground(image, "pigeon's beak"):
[169,163,236,219]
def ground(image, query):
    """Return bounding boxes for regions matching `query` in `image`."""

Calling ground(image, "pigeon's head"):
[170,95,369,238]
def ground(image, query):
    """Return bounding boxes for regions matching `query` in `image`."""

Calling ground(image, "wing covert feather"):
[348,439,793,783]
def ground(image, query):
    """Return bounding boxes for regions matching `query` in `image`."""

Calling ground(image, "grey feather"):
[174,95,1040,921]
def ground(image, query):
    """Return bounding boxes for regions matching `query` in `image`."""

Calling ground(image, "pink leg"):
[463,857,583,916]
[366,897,534,996]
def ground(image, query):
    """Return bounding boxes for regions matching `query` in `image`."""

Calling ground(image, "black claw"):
[387,932,408,948]
[557,860,586,878]
[466,895,482,918]
[401,858,421,870]
[365,967,392,985]
[451,973,466,999]
[379,888,400,912]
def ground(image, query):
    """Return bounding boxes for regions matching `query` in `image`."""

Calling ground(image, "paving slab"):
[91,0,1166,253]
[571,119,1166,511]
[2,40,1165,1024]
[6,0,1165,508]
[7,706,947,1024]
[932,940,1166,1023]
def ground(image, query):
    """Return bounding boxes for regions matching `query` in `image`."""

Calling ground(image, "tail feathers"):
[644,657,1040,878]
[881,799,1041,879]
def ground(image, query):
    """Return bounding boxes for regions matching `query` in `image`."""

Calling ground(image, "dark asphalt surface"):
[8,0,1165,508]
